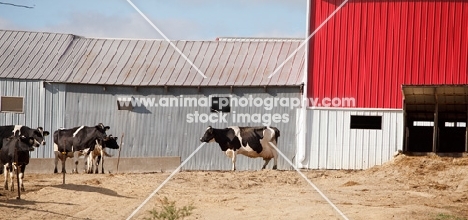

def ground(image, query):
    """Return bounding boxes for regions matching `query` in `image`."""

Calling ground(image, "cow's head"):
[200,126,236,143]
[103,135,120,149]
[96,123,111,132]
[20,135,36,151]
[4,135,36,151]
[94,123,111,139]
[31,127,50,147]
[200,126,215,142]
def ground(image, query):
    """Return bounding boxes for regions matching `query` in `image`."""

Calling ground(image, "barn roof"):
[0,29,305,86]
[0,30,75,80]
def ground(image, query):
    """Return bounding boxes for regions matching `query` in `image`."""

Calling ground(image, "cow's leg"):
[92,156,97,174]
[9,164,15,192]
[54,151,59,173]
[90,151,96,174]
[225,149,237,171]
[3,165,8,190]
[19,165,26,192]
[270,142,278,170]
[261,159,271,170]
[100,151,104,174]
[83,151,93,173]
[92,152,98,174]
[90,153,95,174]
[73,151,80,174]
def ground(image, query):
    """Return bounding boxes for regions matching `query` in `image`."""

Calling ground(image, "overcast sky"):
[0,0,307,40]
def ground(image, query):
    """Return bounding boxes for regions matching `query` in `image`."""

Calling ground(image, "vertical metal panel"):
[305,108,403,169]
[0,79,49,158]
[47,84,300,171]
[308,0,468,108]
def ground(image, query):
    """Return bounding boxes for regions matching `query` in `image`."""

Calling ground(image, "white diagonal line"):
[268,142,349,220]
[268,0,349,79]
[126,0,207,78]
[126,142,206,220]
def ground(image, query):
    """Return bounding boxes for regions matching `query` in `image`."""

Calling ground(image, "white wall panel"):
[304,108,403,169]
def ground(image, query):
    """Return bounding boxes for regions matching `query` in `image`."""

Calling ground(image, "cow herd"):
[0,123,117,192]
[0,123,281,192]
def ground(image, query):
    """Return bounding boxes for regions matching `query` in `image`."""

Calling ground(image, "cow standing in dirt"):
[84,135,119,174]
[53,123,110,173]
[200,126,280,171]
[0,136,36,191]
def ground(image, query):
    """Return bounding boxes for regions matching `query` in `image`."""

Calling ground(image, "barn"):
[0,30,306,171]
[300,0,468,169]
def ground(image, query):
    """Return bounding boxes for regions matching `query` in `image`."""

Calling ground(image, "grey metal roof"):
[216,37,304,42]
[0,30,75,80]
[1,29,305,86]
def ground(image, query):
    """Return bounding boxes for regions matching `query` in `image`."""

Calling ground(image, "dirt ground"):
[1,155,467,220]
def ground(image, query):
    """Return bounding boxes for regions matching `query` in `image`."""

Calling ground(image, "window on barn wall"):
[413,121,434,127]
[445,122,455,127]
[350,115,382,129]
[211,97,230,113]
[116,99,133,111]
[0,96,24,113]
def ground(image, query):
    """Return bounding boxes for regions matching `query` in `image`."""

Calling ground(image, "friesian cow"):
[0,125,50,150]
[200,126,280,171]
[83,135,119,174]
[0,125,50,175]
[53,123,110,174]
[0,135,35,191]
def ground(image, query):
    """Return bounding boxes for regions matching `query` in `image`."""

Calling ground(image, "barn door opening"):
[403,85,468,153]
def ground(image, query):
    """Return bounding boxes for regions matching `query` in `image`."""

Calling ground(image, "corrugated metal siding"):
[0,30,74,80]
[308,0,468,109]
[42,84,299,171]
[50,39,305,86]
[0,79,50,157]
[42,83,66,158]
[304,108,403,169]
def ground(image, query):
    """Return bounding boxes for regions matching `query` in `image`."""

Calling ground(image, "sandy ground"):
[0,155,467,220]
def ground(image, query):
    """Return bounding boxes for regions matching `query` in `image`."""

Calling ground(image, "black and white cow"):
[0,135,35,191]
[53,123,110,174]
[0,125,50,175]
[0,125,50,150]
[200,126,280,171]
[83,135,119,174]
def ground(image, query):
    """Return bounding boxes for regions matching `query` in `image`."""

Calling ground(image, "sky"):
[0,0,307,40]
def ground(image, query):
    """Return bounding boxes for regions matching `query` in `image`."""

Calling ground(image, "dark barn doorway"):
[403,85,468,153]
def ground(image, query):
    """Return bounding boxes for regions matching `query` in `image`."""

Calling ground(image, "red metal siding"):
[308,0,468,108]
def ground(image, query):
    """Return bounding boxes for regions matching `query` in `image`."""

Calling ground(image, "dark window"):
[117,99,133,111]
[211,97,230,113]
[350,115,382,129]
[1,96,24,113]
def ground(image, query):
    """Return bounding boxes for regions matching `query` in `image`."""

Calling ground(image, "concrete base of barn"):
[26,157,181,174]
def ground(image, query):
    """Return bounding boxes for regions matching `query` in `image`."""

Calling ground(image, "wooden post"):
[116,133,124,173]
[62,169,66,184]
[402,99,408,152]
